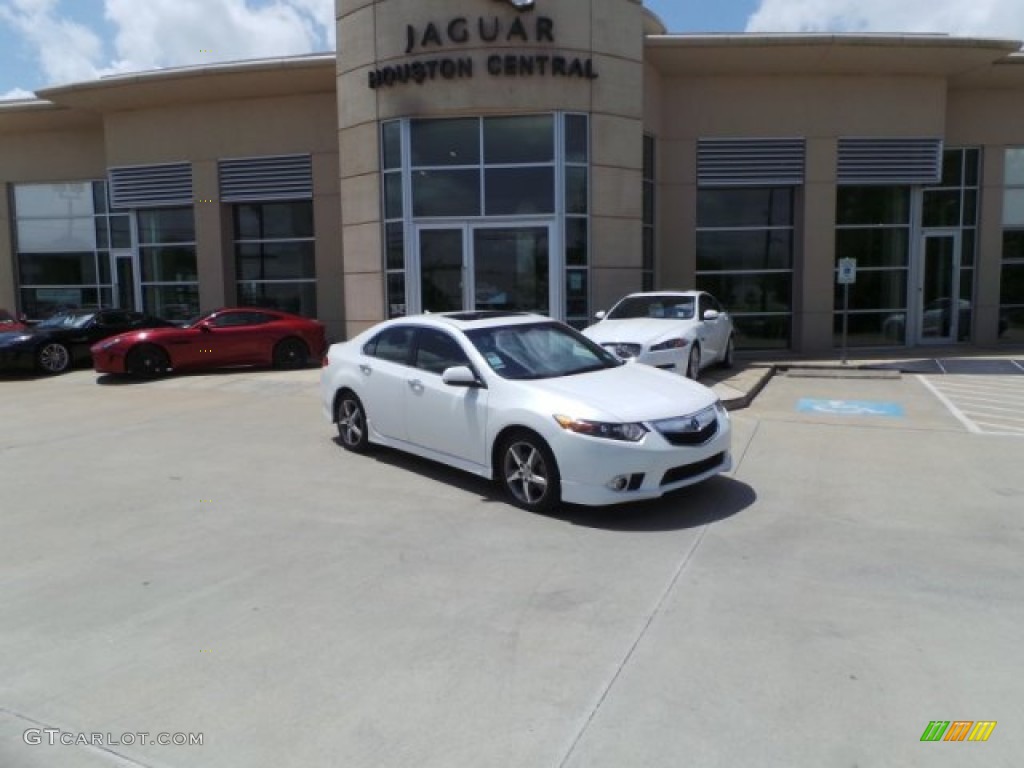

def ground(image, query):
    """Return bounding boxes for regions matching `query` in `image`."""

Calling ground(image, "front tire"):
[273,338,309,369]
[37,342,71,374]
[685,344,701,380]
[126,345,170,377]
[497,431,561,513]
[336,392,369,453]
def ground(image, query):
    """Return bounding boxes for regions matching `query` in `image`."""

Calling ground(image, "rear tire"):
[126,345,169,378]
[273,337,309,369]
[37,342,71,375]
[496,431,561,513]
[720,335,735,369]
[336,392,370,453]
[686,344,701,380]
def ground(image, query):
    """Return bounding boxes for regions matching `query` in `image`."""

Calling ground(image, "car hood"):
[583,318,695,345]
[523,363,717,422]
[0,328,48,346]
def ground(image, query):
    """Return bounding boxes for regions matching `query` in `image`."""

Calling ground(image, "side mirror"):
[594,310,607,320]
[703,309,720,322]
[442,365,482,388]
[198,322,213,333]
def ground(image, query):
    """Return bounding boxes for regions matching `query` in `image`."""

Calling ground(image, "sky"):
[2,0,1024,101]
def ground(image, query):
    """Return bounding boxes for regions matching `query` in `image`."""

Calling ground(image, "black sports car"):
[0,309,176,375]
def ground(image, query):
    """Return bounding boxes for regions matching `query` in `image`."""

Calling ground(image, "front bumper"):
[552,410,732,506]
[91,351,128,374]
[0,348,37,371]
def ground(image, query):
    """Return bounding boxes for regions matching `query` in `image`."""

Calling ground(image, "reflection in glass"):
[921,236,956,340]
[697,230,793,272]
[234,202,314,240]
[922,190,960,228]
[138,208,195,244]
[14,183,94,218]
[730,315,792,350]
[386,223,405,270]
[16,219,97,253]
[832,269,908,312]
[238,281,317,317]
[387,272,407,318]
[485,168,554,215]
[566,218,587,267]
[140,246,198,283]
[835,229,908,269]
[484,115,553,164]
[565,114,589,164]
[382,121,402,170]
[837,187,910,226]
[565,167,588,215]
[237,242,315,281]
[473,227,549,314]
[420,229,464,312]
[413,170,481,217]
[411,118,480,167]
[831,312,905,347]
[1005,148,1024,187]
[384,173,404,219]
[698,188,793,228]
[142,285,200,323]
[18,252,97,285]
[696,272,792,314]
[566,268,588,318]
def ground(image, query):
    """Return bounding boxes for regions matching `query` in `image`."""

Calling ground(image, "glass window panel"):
[20,287,100,319]
[237,281,317,317]
[566,269,588,318]
[387,272,407,319]
[965,149,980,187]
[412,170,481,217]
[837,187,911,226]
[643,135,654,178]
[485,168,554,215]
[110,215,132,248]
[14,183,94,218]
[999,307,1024,343]
[566,217,587,267]
[1004,230,1024,261]
[697,230,794,272]
[410,118,480,167]
[566,114,588,164]
[382,121,402,170]
[643,228,654,272]
[642,180,653,224]
[961,229,976,267]
[922,190,961,227]
[137,208,195,244]
[730,314,791,350]
[698,188,793,228]
[142,285,199,323]
[832,269,908,311]
[565,167,588,215]
[1001,263,1024,305]
[98,251,111,285]
[236,242,315,281]
[384,173,404,219]
[1004,148,1024,186]
[234,202,313,240]
[940,149,963,187]
[92,182,109,214]
[1002,189,1024,227]
[959,269,975,341]
[695,272,792,314]
[484,115,554,164]
[473,227,549,314]
[386,223,405,270]
[835,228,909,269]
[962,190,978,227]
[832,312,905,347]
[140,246,198,283]
[16,218,96,253]
[95,219,110,249]
[18,252,97,286]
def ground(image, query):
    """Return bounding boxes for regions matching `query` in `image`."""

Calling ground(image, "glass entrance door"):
[414,223,554,315]
[918,232,960,344]
[112,250,139,312]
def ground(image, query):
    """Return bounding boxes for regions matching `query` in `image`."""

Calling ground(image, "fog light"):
[607,475,630,492]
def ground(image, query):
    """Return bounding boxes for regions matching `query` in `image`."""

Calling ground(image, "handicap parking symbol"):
[797,399,905,418]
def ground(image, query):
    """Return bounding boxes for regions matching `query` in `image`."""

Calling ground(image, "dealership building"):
[2,0,1023,351]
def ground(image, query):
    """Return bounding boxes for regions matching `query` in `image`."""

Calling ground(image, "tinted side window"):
[369,326,415,365]
[414,329,470,375]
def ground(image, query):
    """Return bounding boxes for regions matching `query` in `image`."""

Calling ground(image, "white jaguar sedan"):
[320,312,732,511]
[583,291,735,379]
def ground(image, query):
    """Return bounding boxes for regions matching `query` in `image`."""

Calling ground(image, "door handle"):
[359,364,372,375]
[408,378,424,392]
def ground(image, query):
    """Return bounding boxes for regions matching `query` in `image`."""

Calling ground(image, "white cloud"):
[747,0,1024,38]
[1,86,37,100]
[0,0,104,86]
[101,0,335,76]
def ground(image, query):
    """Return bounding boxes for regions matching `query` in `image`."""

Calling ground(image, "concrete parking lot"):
[1,367,1021,767]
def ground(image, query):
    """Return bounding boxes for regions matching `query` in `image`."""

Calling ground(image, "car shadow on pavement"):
[94,364,319,385]
[339,439,756,533]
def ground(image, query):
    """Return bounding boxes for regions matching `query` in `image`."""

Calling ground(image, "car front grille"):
[653,406,719,446]
[602,343,642,359]
[660,452,727,487]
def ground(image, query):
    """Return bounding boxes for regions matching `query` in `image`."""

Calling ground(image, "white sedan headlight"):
[554,415,648,442]
[649,337,688,352]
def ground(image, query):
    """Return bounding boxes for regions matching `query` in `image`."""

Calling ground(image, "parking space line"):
[932,380,1024,394]
[971,421,1024,435]
[917,375,980,434]
[944,400,1024,415]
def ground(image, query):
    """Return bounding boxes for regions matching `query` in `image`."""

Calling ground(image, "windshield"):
[466,322,621,380]
[37,312,95,329]
[608,295,695,320]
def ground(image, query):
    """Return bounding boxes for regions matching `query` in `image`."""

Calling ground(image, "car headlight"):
[714,399,730,417]
[649,337,688,352]
[554,415,648,442]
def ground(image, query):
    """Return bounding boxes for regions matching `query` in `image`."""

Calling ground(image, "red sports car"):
[0,309,27,333]
[91,308,327,377]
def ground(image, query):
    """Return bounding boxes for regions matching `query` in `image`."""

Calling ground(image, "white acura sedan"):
[583,291,735,379]
[320,312,732,511]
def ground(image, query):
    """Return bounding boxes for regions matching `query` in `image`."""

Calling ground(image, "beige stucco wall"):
[337,0,647,338]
